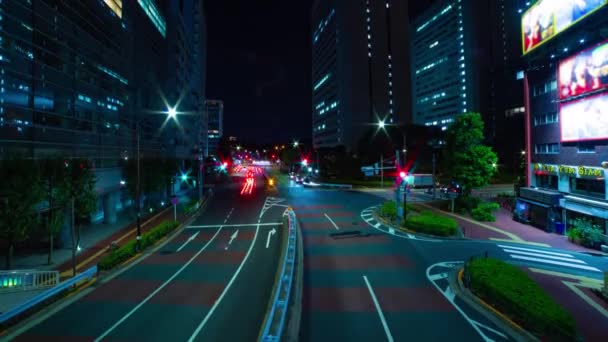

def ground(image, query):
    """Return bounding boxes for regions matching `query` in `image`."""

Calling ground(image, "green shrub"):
[405,212,458,236]
[454,196,481,214]
[380,201,397,220]
[98,220,179,271]
[571,218,605,248]
[471,202,500,222]
[467,257,576,340]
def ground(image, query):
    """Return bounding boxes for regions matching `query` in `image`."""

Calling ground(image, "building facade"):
[311,0,411,152]
[205,99,223,157]
[518,0,608,236]
[410,0,493,132]
[0,0,206,241]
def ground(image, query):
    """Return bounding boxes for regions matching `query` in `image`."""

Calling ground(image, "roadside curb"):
[284,215,304,342]
[372,207,465,240]
[450,266,539,342]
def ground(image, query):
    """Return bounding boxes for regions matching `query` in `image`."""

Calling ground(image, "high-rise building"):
[205,99,223,156]
[410,0,493,132]
[0,0,206,237]
[311,0,411,152]
[517,0,608,234]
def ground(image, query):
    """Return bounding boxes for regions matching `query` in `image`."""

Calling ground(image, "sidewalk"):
[421,203,600,253]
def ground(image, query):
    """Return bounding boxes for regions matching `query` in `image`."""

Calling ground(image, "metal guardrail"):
[261,209,298,341]
[0,265,97,325]
[0,270,60,293]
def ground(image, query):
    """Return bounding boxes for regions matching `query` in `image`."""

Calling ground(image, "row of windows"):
[533,112,558,126]
[536,175,605,198]
[137,0,166,38]
[533,80,557,97]
[535,143,560,154]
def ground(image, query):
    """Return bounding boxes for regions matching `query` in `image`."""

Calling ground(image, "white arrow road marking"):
[266,228,277,249]
[225,230,239,250]
[177,232,200,252]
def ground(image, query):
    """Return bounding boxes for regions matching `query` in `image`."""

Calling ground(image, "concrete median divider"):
[259,208,301,341]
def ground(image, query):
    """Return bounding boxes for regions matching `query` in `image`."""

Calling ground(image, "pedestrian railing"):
[0,265,97,325]
[261,208,298,341]
[0,270,60,293]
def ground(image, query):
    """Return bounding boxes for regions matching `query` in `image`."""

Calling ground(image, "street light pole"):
[136,122,141,249]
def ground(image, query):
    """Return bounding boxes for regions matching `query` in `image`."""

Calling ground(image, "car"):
[295,176,303,184]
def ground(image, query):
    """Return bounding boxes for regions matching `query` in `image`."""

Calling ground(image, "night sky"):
[205,1,434,145]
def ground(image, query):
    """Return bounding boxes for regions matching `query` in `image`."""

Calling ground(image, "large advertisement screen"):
[522,0,607,54]
[561,93,608,142]
[559,40,608,99]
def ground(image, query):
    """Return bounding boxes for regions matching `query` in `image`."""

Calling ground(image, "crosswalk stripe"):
[374,223,381,228]
[497,244,572,258]
[504,249,585,263]
[511,255,601,272]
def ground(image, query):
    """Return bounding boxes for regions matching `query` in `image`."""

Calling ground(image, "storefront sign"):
[578,166,604,178]
[534,163,558,174]
[558,165,577,176]
[534,163,604,178]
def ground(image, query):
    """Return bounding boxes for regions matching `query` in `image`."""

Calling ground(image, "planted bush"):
[380,201,397,221]
[454,196,481,214]
[471,202,500,222]
[405,211,458,236]
[98,220,179,271]
[467,257,576,340]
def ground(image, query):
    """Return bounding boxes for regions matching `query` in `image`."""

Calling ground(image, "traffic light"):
[301,158,308,166]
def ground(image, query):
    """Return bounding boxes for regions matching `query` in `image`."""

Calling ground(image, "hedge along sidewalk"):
[98,220,180,271]
[376,201,462,238]
[463,257,578,341]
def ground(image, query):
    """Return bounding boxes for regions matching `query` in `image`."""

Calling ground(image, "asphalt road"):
[9,170,286,342]
[281,185,607,341]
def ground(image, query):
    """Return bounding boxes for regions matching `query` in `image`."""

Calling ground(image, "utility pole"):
[432,151,437,199]
[71,197,76,276]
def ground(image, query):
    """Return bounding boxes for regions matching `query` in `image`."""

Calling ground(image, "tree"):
[445,113,498,196]
[40,157,70,265]
[67,158,97,275]
[0,157,44,269]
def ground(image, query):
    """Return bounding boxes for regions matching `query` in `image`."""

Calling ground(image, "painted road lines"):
[426,261,507,342]
[177,232,200,252]
[187,216,264,341]
[324,213,340,230]
[94,227,223,342]
[187,222,282,229]
[498,244,601,273]
[363,275,394,342]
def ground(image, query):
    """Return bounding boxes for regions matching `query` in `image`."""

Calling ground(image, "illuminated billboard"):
[522,0,607,54]
[561,93,608,142]
[559,40,608,99]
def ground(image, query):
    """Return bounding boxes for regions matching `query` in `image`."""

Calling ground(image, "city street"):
[280,185,608,341]
[8,171,286,342]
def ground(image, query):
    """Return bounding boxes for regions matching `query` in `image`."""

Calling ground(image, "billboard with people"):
[522,0,607,54]
[559,40,608,99]
[560,93,608,142]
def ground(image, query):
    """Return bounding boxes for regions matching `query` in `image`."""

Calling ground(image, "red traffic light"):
[399,171,406,179]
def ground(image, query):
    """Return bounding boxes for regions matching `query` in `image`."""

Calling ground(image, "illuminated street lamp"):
[293,141,299,148]
[167,106,177,118]
[378,120,386,129]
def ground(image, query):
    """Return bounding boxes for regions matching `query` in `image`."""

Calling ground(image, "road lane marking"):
[265,228,277,249]
[187,222,282,228]
[503,249,585,263]
[374,223,381,228]
[95,227,223,342]
[563,281,608,319]
[324,213,340,230]
[510,255,601,272]
[528,268,603,283]
[225,230,239,250]
[428,272,448,281]
[177,232,200,252]
[188,214,265,340]
[497,244,573,257]
[362,275,393,342]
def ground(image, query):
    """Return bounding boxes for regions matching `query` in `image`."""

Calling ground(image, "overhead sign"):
[560,93,608,142]
[522,0,607,54]
[559,39,608,99]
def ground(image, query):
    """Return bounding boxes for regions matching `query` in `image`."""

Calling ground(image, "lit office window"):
[138,0,166,38]
[103,0,122,18]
